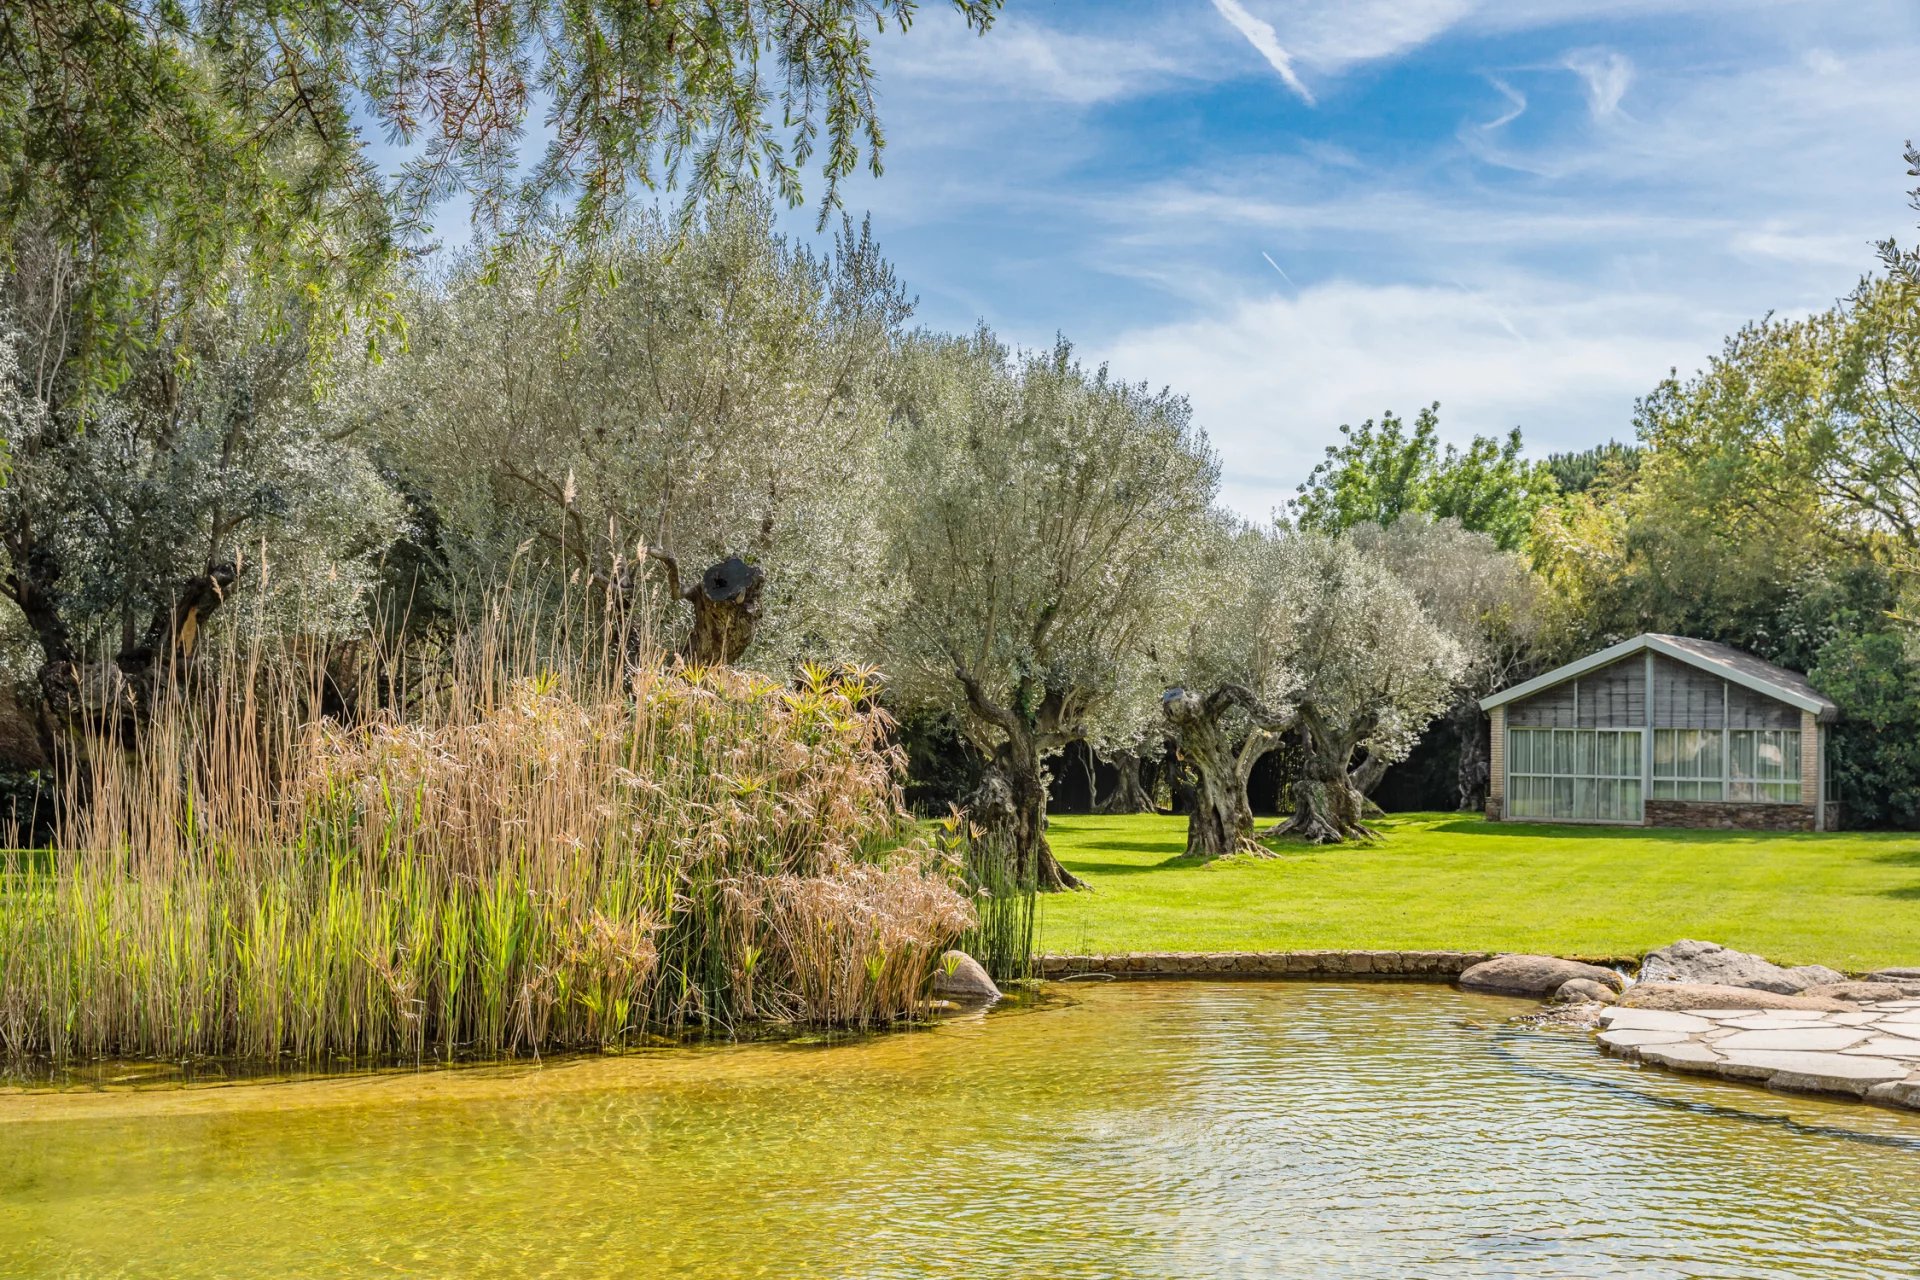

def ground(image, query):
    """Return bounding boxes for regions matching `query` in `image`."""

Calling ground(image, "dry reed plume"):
[0,608,976,1069]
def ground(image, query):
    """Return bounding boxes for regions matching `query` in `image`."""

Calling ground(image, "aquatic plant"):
[0,610,974,1068]
[949,815,1037,984]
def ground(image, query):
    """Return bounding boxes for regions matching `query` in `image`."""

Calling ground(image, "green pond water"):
[4,980,1920,1278]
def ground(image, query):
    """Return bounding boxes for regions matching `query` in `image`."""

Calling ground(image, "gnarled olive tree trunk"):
[955,671,1085,892]
[647,550,766,666]
[1093,749,1157,814]
[1162,685,1290,859]
[1268,706,1375,844]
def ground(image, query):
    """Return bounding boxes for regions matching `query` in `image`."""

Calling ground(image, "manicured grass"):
[1037,811,1920,971]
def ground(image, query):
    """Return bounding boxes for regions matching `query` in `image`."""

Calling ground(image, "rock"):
[931,950,1000,1003]
[1553,978,1617,1005]
[1867,967,1920,983]
[1458,954,1627,996]
[1614,982,1852,1012]
[1639,939,1822,994]
[1805,981,1920,1003]
[1786,964,1849,988]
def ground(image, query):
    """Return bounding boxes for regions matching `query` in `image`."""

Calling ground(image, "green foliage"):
[1544,441,1641,495]
[1810,632,1920,829]
[1,0,1002,380]
[1290,404,1555,552]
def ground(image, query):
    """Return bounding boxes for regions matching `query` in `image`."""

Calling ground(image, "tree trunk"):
[1348,750,1389,820]
[1453,700,1490,811]
[1269,711,1373,844]
[1162,685,1288,859]
[966,747,1084,892]
[1094,749,1157,814]
[647,551,766,666]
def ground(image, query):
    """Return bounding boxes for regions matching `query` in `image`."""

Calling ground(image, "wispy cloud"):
[1209,0,1316,103]
[1564,48,1635,118]
[1480,78,1529,131]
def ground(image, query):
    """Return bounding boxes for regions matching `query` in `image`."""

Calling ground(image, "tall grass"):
[952,817,1037,984]
[0,604,975,1069]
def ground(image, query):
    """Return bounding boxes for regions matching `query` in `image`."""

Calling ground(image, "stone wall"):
[1642,799,1817,831]
[1038,950,1503,980]
[1484,798,1504,821]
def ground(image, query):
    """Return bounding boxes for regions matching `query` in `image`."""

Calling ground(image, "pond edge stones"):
[1596,1002,1920,1111]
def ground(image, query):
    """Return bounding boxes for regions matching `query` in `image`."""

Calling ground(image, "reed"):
[950,817,1038,984]
[0,603,974,1069]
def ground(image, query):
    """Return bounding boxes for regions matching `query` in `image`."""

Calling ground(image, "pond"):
[4,981,1919,1278]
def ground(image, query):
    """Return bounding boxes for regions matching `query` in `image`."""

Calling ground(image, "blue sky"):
[788,0,1920,517]
[405,1,1920,519]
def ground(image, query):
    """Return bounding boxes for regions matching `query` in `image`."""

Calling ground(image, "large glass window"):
[1730,729,1800,803]
[1652,729,1800,803]
[1652,729,1723,801]
[1508,728,1643,821]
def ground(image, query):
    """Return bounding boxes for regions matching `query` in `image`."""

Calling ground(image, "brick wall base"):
[1642,799,1816,831]
[1484,798,1503,821]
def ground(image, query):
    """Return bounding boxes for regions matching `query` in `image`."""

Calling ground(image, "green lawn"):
[1036,811,1920,971]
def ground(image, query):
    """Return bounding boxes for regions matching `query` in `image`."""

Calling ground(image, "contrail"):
[1262,252,1297,287]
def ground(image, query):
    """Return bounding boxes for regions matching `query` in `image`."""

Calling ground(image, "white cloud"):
[880,11,1196,106]
[1102,279,1727,518]
[1209,0,1316,103]
[1564,48,1635,118]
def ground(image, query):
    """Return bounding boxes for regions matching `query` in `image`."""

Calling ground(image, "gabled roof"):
[1478,633,1839,721]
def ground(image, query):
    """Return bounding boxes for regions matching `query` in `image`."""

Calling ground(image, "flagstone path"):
[1598,999,1920,1110]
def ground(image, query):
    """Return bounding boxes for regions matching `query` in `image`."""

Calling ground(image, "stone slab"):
[1601,1009,1717,1034]
[1714,1028,1871,1052]
[1598,1028,1691,1049]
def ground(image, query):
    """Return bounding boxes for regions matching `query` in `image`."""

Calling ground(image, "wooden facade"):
[1479,635,1838,830]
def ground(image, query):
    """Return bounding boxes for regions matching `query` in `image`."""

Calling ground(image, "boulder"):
[931,950,1000,1003]
[1458,954,1627,996]
[1639,939,1821,994]
[1786,964,1849,988]
[1614,982,1852,1012]
[1553,978,1618,1005]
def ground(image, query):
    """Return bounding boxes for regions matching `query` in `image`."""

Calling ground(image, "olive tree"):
[1161,520,1296,858]
[360,198,908,667]
[1346,514,1544,808]
[882,331,1217,889]
[1265,533,1462,843]
[0,239,403,745]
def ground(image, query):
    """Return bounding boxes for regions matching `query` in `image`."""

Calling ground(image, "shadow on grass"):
[1064,838,1189,854]
[1058,855,1204,877]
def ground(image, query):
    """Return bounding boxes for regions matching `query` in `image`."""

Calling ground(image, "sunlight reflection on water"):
[3,981,1919,1278]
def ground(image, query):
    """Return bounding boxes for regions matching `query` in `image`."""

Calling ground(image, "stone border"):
[1039,950,1502,980]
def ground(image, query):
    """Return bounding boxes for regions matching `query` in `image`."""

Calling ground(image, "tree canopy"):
[1289,403,1555,552]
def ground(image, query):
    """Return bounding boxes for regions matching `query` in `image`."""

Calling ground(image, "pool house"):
[1479,634,1838,830]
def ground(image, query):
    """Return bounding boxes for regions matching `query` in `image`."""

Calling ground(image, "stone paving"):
[1597,999,1920,1110]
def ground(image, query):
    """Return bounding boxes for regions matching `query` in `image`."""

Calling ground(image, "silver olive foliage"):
[880,329,1218,884]
[357,197,908,665]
